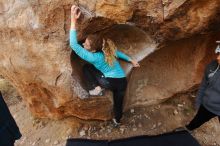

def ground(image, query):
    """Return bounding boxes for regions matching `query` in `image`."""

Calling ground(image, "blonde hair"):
[102,38,117,66]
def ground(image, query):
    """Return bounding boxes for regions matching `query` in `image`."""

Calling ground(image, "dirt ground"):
[0,77,219,146]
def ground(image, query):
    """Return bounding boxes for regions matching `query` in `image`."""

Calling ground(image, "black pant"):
[186,105,220,130]
[83,64,127,123]
[0,91,21,146]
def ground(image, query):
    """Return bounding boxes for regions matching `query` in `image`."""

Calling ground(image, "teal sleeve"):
[69,30,96,63]
[116,50,131,62]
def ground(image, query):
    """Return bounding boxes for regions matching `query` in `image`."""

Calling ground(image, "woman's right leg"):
[83,64,101,90]
[107,78,127,124]
[83,64,110,95]
[186,105,217,131]
[112,89,126,123]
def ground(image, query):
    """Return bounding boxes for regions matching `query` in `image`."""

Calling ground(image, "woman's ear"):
[102,39,105,51]
[102,39,105,46]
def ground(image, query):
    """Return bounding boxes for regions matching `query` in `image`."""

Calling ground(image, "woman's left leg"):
[108,77,127,123]
[113,89,126,123]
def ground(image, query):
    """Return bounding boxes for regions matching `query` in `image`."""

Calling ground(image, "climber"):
[175,41,220,132]
[69,5,140,127]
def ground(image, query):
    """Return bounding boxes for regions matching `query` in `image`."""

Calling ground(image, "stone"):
[82,124,89,131]
[132,128,137,132]
[157,122,162,127]
[177,104,183,108]
[53,140,59,145]
[19,136,27,144]
[62,136,67,140]
[155,105,161,110]
[190,94,196,98]
[120,128,125,133]
[151,124,156,129]
[144,114,150,119]
[13,114,17,118]
[66,129,72,135]
[79,130,86,137]
[45,139,50,143]
[138,123,142,128]
[173,110,178,115]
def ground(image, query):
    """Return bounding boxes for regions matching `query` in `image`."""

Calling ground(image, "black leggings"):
[83,64,127,123]
[186,105,220,130]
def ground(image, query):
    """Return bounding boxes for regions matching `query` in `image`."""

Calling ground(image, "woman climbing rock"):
[69,5,140,127]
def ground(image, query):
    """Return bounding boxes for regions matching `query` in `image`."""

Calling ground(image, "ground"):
[0,77,219,146]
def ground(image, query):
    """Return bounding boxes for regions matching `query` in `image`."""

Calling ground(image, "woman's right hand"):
[71,5,81,22]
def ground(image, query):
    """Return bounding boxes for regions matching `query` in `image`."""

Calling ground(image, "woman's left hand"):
[131,59,140,67]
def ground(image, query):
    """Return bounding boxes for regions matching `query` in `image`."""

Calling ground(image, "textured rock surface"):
[0,0,220,120]
[125,33,219,109]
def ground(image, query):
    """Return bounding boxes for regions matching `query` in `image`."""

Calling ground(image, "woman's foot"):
[173,126,192,134]
[112,118,120,128]
[89,86,103,96]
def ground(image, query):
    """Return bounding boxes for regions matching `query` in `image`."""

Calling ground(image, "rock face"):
[0,0,220,120]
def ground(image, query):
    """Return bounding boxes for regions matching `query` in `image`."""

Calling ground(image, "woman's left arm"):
[116,50,140,67]
[116,50,131,62]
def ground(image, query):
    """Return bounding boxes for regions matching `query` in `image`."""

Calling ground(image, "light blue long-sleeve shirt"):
[70,30,131,78]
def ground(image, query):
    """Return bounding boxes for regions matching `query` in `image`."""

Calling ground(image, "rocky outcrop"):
[125,32,219,109]
[0,0,220,120]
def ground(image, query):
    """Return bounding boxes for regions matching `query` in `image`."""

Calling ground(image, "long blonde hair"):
[102,38,117,66]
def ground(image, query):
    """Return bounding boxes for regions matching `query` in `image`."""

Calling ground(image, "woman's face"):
[83,38,92,51]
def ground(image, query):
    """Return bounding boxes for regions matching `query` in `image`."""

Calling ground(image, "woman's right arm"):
[70,5,96,63]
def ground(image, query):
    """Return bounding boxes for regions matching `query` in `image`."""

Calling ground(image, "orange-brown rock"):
[0,0,220,120]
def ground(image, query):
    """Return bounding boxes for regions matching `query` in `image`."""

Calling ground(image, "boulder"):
[0,0,220,120]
